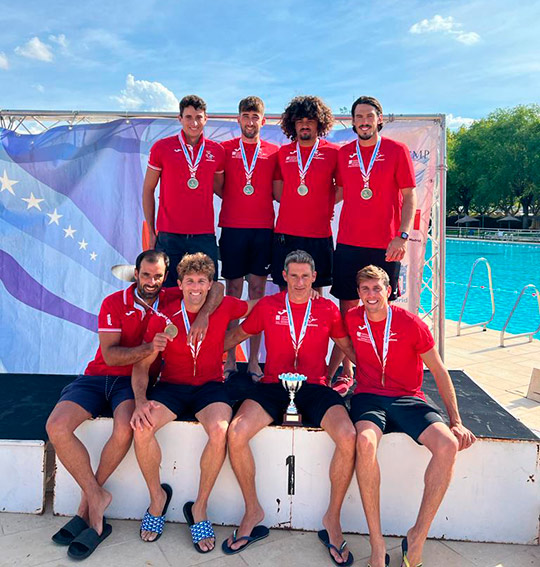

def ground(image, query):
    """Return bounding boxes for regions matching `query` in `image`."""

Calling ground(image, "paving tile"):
[444,540,540,566]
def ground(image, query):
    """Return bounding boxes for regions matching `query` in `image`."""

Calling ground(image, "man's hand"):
[188,312,208,345]
[130,400,160,431]
[310,289,322,300]
[450,422,476,451]
[151,332,172,352]
[385,236,407,262]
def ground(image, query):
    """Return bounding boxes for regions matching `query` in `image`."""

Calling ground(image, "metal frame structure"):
[0,110,447,357]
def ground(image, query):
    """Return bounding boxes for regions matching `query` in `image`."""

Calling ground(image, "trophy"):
[279,372,307,426]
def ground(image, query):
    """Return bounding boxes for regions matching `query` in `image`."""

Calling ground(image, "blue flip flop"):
[318,529,354,566]
[140,483,173,542]
[183,501,216,554]
[402,537,422,567]
[222,525,270,555]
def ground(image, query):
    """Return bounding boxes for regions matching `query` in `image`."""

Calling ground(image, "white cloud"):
[49,34,68,48]
[33,83,45,93]
[410,14,480,45]
[112,74,179,111]
[15,37,53,62]
[0,52,8,70]
[446,114,476,130]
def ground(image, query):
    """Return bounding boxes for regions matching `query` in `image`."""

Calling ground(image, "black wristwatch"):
[398,232,409,240]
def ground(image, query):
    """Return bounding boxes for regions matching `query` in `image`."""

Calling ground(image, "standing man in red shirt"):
[330,96,417,391]
[219,96,279,381]
[143,95,225,287]
[46,250,221,559]
[272,96,338,293]
[130,253,255,553]
[222,251,357,566]
[347,265,475,567]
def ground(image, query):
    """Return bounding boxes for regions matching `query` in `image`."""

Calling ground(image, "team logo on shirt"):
[125,310,135,316]
[205,150,215,161]
[107,314,112,326]
[356,326,398,342]
[274,309,318,327]
[348,152,385,168]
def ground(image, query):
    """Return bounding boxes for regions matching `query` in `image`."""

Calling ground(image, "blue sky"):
[1,0,539,127]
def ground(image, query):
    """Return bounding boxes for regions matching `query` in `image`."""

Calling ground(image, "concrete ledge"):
[53,420,539,544]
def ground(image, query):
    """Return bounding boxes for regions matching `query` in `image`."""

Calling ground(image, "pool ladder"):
[457,258,495,336]
[500,284,540,346]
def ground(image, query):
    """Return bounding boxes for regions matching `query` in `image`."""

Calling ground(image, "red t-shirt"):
[148,132,225,234]
[346,305,434,399]
[144,296,248,386]
[275,139,338,238]
[219,138,279,229]
[336,137,415,248]
[85,285,182,376]
[241,292,346,385]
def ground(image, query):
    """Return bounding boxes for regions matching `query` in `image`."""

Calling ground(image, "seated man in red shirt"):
[130,253,255,553]
[346,265,476,567]
[46,250,222,559]
[223,250,357,566]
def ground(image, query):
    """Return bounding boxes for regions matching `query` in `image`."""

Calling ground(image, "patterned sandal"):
[139,483,173,542]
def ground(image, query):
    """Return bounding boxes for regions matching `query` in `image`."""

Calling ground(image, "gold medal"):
[164,323,178,339]
[243,183,255,195]
[297,184,309,196]
[361,187,373,200]
[187,177,199,189]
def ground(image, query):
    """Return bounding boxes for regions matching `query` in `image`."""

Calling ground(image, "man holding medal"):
[347,265,475,567]
[218,96,280,381]
[143,95,225,287]
[222,251,357,565]
[271,96,338,292]
[130,253,256,552]
[330,96,417,392]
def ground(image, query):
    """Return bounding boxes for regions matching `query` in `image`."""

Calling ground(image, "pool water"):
[422,239,540,338]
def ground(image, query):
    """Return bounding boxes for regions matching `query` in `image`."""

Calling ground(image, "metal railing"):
[457,258,496,335]
[499,284,540,346]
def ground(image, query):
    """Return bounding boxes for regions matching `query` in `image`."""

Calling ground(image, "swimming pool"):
[422,239,540,338]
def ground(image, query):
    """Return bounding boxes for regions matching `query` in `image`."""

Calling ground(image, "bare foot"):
[227,506,265,551]
[403,529,424,567]
[87,486,112,535]
[140,486,167,542]
[322,513,349,565]
[191,500,214,552]
[367,539,387,567]
[76,493,89,523]
[247,362,264,381]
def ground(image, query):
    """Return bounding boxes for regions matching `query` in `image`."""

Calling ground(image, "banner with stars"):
[0,118,439,374]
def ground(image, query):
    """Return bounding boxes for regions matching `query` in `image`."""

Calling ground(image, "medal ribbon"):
[181,300,202,375]
[134,289,171,324]
[296,138,320,184]
[356,137,381,187]
[239,139,261,185]
[285,294,312,368]
[178,134,206,179]
[363,306,392,386]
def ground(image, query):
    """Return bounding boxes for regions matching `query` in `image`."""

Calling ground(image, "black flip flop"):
[221,525,270,555]
[318,529,354,566]
[51,515,89,546]
[67,519,112,560]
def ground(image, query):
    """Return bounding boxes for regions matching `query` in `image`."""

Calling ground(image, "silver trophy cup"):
[279,373,307,426]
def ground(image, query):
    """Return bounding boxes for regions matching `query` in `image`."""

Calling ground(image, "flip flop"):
[248,371,264,383]
[368,553,390,567]
[401,537,422,567]
[318,529,354,566]
[51,515,89,545]
[140,483,173,542]
[221,525,270,555]
[182,501,216,554]
[67,518,112,560]
[223,368,238,382]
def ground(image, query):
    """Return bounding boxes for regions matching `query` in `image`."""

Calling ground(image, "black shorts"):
[247,382,345,427]
[155,232,219,287]
[331,243,401,301]
[349,393,444,444]
[148,380,232,418]
[271,233,333,288]
[219,227,273,280]
[58,375,134,418]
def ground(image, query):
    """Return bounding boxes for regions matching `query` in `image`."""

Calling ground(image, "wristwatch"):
[398,232,409,240]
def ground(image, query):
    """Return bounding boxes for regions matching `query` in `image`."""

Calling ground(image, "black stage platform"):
[0,369,537,442]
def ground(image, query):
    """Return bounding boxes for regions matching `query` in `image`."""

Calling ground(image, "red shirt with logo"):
[275,139,338,238]
[336,137,415,248]
[144,296,248,386]
[346,305,434,399]
[219,137,279,229]
[85,285,182,376]
[148,132,225,234]
[241,292,346,385]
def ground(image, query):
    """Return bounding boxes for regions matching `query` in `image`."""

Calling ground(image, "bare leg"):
[190,402,233,552]
[226,400,273,550]
[320,405,356,564]
[355,421,387,567]
[246,274,267,377]
[224,277,244,374]
[133,403,177,542]
[46,401,111,535]
[328,299,359,380]
[403,423,458,566]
